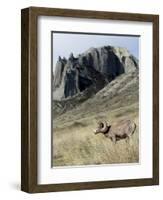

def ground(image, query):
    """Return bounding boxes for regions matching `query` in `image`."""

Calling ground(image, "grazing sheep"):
[94,119,136,143]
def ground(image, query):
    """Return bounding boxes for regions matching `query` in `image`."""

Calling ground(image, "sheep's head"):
[94,121,109,134]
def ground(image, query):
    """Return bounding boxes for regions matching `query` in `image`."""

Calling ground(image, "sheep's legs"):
[125,136,130,144]
[111,136,116,144]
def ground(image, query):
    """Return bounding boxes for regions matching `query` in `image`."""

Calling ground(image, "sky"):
[52,32,139,70]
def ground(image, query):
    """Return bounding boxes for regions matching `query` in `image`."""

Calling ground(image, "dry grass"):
[53,104,139,167]
[52,71,139,167]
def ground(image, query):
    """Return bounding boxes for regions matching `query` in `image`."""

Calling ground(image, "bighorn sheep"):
[94,120,136,143]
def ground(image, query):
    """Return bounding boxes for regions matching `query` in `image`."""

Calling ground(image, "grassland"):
[52,71,139,167]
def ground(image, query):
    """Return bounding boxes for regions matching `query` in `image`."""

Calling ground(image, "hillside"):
[53,70,139,129]
[53,69,139,166]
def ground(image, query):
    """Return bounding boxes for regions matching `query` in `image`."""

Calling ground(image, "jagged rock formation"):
[53,46,138,100]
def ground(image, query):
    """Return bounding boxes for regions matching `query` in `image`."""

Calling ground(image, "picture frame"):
[21,6,159,193]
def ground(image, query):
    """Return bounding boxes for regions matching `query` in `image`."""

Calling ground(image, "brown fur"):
[94,120,136,143]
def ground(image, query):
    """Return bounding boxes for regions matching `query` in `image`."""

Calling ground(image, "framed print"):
[21,7,159,193]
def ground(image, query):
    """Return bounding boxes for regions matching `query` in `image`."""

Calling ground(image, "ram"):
[94,119,136,143]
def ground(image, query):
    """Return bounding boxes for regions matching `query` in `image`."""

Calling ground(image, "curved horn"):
[100,121,108,133]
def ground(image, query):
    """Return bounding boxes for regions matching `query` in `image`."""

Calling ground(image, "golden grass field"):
[53,103,139,167]
[52,71,139,166]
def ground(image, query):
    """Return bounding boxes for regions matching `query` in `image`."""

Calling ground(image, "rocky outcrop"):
[53,46,138,100]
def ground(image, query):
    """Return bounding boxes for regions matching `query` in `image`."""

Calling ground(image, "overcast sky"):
[52,32,139,70]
